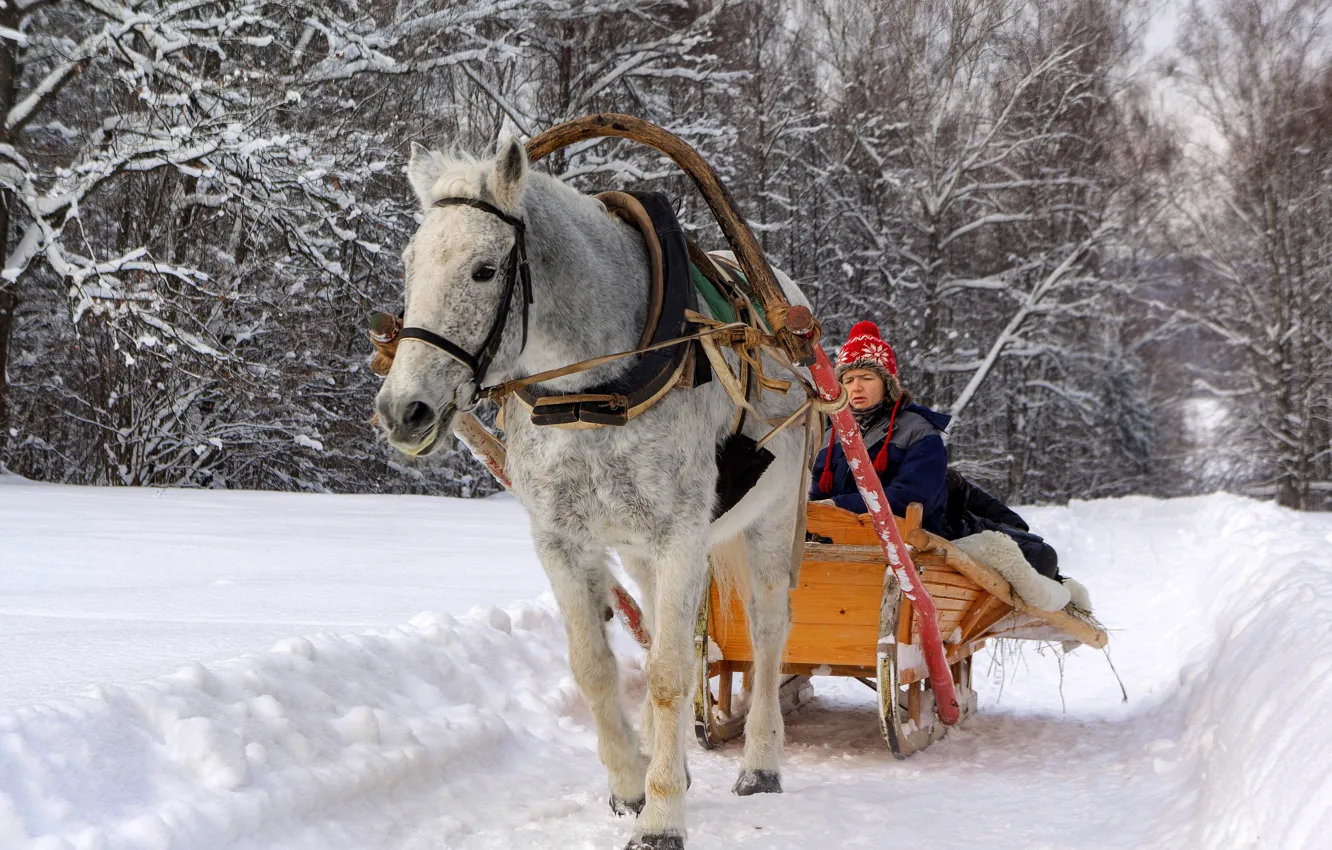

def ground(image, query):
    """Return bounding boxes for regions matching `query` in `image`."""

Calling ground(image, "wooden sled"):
[694,502,1107,758]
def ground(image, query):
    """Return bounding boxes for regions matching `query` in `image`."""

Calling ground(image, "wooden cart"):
[694,502,1107,758]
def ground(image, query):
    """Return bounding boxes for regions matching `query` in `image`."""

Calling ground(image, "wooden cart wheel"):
[694,583,816,750]
[877,572,979,759]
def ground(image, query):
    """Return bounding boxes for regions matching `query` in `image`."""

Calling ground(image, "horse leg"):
[734,512,795,795]
[617,554,658,758]
[536,532,648,815]
[629,537,710,850]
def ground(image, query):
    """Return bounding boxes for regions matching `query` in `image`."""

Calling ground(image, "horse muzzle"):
[376,395,456,458]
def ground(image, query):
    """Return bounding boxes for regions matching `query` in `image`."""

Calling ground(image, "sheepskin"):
[1064,577,1092,612]
[952,530,1071,612]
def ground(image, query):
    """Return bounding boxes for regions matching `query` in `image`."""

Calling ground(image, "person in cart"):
[809,321,951,533]
[809,320,1062,581]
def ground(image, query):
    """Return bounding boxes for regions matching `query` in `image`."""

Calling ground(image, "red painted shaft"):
[791,311,960,725]
[611,584,652,649]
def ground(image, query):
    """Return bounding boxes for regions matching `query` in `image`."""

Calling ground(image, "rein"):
[396,197,533,406]
[482,317,757,402]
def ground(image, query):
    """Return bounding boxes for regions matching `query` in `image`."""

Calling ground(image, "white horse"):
[375,137,811,850]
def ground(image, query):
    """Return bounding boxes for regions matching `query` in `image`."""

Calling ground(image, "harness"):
[378,190,844,525]
[370,184,843,581]
[513,191,707,428]
[392,190,799,432]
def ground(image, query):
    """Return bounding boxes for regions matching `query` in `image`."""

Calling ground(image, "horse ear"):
[489,136,528,212]
[406,142,443,208]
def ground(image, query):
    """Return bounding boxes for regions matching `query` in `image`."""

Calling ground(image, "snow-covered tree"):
[0,0,1221,507]
[0,0,742,492]
[1161,0,1332,509]
[783,0,1161,499]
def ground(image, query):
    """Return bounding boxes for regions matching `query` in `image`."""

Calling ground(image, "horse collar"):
[514,190,708,428]
[396,196,534,403]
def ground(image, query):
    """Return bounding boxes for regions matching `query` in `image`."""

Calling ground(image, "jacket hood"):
[905,402,951,433]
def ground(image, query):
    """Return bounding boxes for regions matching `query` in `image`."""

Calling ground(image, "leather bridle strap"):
[396,197,533,397]
[396,326,479,373]
[435,197,526,232]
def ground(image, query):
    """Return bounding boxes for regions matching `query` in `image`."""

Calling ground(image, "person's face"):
[841,369,886,410]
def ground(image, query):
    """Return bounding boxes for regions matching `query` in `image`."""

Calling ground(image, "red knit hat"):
[836,321,897,380]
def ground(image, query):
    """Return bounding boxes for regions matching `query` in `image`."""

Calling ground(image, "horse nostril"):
[403,400,435,429]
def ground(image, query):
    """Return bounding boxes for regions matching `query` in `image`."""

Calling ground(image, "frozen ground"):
[2,476,1330,849]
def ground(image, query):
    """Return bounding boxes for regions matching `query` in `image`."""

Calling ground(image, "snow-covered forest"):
[0,0,1329,509]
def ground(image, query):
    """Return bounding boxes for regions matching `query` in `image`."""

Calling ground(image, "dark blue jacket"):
[810,403,951,534]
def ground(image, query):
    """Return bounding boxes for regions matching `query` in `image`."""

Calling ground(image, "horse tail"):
[707,534,750,633]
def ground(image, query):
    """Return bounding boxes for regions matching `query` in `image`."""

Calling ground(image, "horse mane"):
[411,147,492,206]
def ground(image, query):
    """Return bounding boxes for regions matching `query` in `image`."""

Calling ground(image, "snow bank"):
[1156,497,1332,848]
[0,600,639,850]
[1006,494,1332,849]
[0,483,549,709]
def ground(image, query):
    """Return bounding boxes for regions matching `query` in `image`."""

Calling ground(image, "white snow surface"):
[3,478,1331,849]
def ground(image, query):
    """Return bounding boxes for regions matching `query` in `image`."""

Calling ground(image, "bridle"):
[396,197,533,409]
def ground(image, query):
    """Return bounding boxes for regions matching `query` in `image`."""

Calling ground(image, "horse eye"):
[472,264,497,282]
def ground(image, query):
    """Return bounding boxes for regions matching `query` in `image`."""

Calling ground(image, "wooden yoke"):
[524,113,817,366]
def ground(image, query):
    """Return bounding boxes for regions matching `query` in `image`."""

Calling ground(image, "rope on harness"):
[479,319,756,404]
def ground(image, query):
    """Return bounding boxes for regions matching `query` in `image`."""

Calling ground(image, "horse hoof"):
[626,832,684,850]
[610,794,645,817]
[732,769,782,796]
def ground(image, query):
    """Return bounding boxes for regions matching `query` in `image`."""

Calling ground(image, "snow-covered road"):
[3,477,1330,849]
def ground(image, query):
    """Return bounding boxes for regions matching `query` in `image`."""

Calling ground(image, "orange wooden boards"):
[806,501,881,545]
[710,567,881,666]
[709,504,992,671]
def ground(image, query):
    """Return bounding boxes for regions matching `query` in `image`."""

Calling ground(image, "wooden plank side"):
[799,560,886,587]
[959,595,1012,644]
[896,595,913,645]
[712,577,885,646]
[711,505,1033,671]
[806,502,882,545]
[782,622,880,666]
[937,609,967,638]
[720,622,880,667]
[717,661,879,678]
[912,551,950,569]
[920,569,983,592]
[713,581,978,660]
[913,610,967,642]
[803,543,889,564]
[905,527,1108,649]
[709,584,751,654]
[922,582,982,602]
[904,594,975,614]
[789,584,883,626]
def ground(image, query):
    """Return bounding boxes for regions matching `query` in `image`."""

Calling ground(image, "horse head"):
[375,138,530,456]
